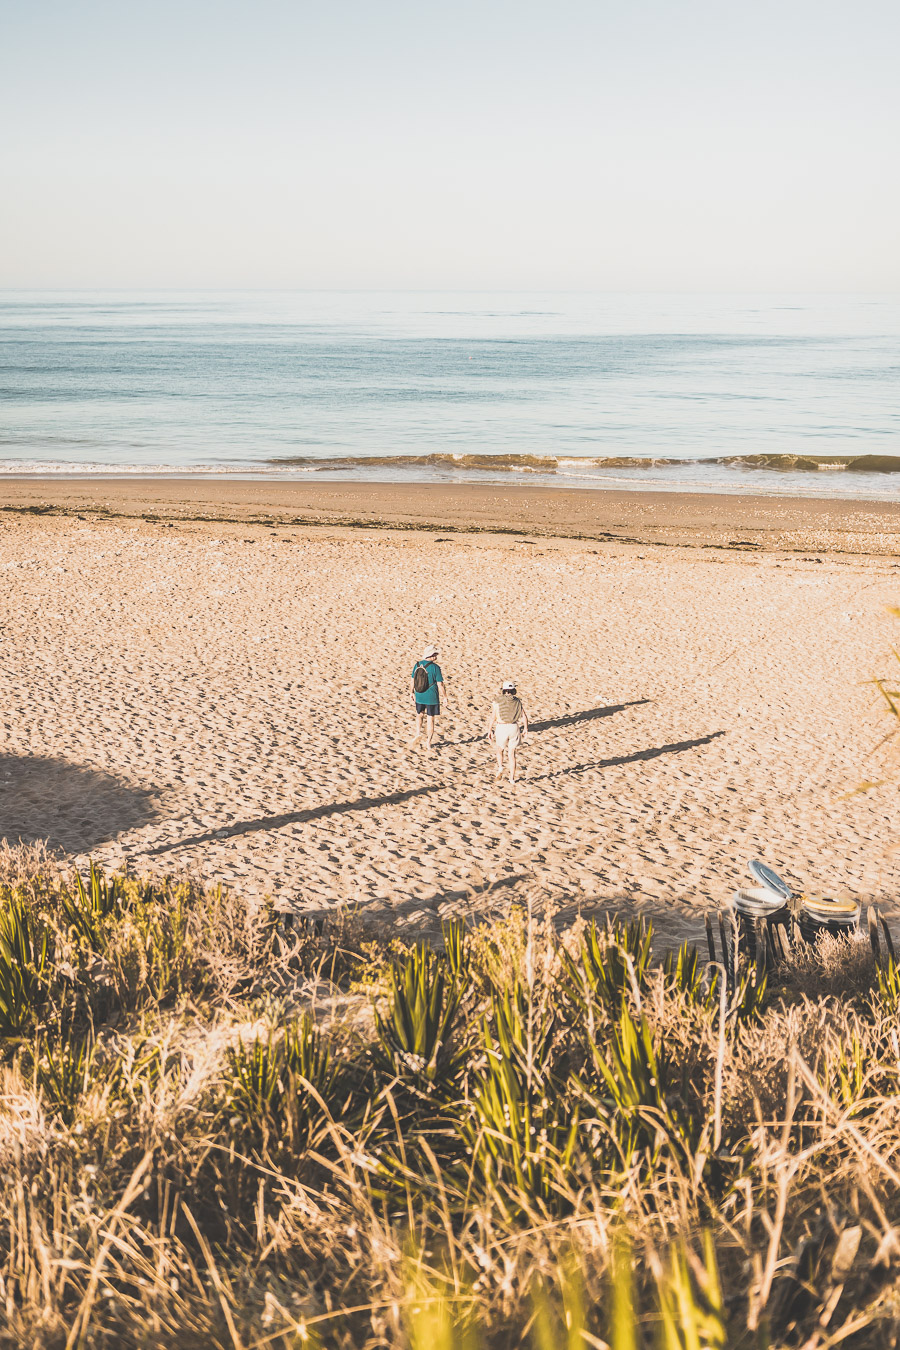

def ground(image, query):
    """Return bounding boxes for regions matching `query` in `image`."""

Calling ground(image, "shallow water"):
[1,290,899,498]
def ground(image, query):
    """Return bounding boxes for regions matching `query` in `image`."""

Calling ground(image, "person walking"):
[411,644,448,751]
[486,680,529,784]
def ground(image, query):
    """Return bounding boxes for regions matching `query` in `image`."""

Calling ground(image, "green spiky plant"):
[135,884,194,1003]
[575,995,705,1176]
[225,1011,341,1162]
[876,951,900,1014]
[590,1002,672,1164]
[61,862,129,949]
[464,980,578,1219]
[818,1030,869,1119]
[655,1231,728,1350]
[467,1042,580,1218]
[561,916,653,1019]
[729,962,768,1025]
[440,917,470,983]
[0,846,894,1346]
[663,942,720,1010]
[35,1030,117,1126]
[103,882,198,1008]
[399,1231,729,1350]
[0,888,52,1037]
[374,944,467,1091]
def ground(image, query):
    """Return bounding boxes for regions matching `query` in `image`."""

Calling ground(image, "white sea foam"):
[2,290,899,499]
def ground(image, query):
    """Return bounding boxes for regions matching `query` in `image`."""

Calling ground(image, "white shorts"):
[495,723,522,751]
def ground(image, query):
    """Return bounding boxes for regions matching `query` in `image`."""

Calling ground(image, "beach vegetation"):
[0,887,52,1037]
[0,851,899,1345]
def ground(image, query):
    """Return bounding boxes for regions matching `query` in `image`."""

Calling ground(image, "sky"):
[1,0,898,290]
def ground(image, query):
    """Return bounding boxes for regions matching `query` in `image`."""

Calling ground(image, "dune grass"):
[0,847,898,1347]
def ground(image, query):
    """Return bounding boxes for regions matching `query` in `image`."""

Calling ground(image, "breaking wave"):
[267,452,900,475]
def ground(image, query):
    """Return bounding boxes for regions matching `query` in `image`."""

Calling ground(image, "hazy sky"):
[2,0,897,289]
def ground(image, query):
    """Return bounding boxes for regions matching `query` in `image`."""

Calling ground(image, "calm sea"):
[1,291,899,498]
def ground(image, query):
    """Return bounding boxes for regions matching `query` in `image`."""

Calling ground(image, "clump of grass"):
[224,1009,348,1167]
[373,942,467,1090]
[2,851,900,1346]
[0,888,52,1037]
[561,914,654,1016]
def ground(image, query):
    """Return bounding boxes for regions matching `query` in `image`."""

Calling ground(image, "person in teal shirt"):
[410,643,449,751]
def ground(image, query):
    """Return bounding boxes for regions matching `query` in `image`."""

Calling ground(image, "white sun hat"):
[501,680,517,691]
[422,644,439,659]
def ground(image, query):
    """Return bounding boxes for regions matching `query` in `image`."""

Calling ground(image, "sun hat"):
[501,681,516,692]
[422,644,439,659]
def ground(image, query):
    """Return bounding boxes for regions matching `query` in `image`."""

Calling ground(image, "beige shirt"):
[496,693,523,724]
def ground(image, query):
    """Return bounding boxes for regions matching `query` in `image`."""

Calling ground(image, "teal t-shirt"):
[412,660,443,706]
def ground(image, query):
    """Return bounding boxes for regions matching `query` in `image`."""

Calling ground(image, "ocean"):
[1,290,899,499]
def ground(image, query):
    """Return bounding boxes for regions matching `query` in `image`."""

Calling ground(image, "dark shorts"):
[416,701,439,716]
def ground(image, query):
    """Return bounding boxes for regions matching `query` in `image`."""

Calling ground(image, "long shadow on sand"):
[529,698,652,734]
[291,873,530,933]
[530,731,726,782]
[147,783,445,856]
[0,753,158,853]
[445,699,649,749]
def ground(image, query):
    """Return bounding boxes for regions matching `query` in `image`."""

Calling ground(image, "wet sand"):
[0,478,897,950]
[2,476,900,554]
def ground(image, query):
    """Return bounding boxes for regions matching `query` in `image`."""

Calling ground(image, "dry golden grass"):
[0,850,900,1347]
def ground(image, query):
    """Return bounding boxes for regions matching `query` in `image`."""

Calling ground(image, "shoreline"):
[1,476,900,555]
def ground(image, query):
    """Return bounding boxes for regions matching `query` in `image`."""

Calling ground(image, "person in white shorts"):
[486,681,529,784]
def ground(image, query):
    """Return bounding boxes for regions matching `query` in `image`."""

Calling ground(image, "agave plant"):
[493,981,555,1073]
[283,1009,333,1084]
[817,1030,870,1119]
[136,885,195,1003]
[374,944,466,1090]
[228,1031,284,1137]
[102,883,197,1008]
[60,866,199,1008]
[0,889,52,1037]
[576,1000,701,1169]
[594,1002,669,1157]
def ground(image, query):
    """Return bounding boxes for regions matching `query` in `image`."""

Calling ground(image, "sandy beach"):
[0,479,897,949]
[5,475,900,554]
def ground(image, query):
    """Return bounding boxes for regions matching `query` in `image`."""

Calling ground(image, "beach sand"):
[0,479,898,950]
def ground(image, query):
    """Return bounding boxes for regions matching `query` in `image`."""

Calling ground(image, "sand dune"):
[0,505,896,948]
